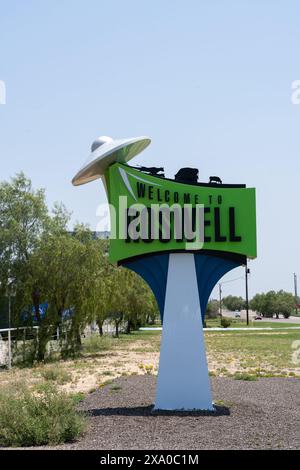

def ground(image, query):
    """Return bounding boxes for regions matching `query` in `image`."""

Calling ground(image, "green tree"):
[206,299,219,318]
[250,290,295,319]
[28,222,106,359]
[145,295,160,325]
[222,295,245,312]
[101,266,158,336]
[260,291,277,318]
[250,293,265,315]
[0,173,160,363]
[0,173,49,326]
[274,290,294,319]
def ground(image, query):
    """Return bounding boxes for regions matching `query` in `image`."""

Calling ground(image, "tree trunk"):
[32,288,41,323]
[36,327,46,362]
[76,331,82,346]
[98,324,103,336]
[115,321,119,338]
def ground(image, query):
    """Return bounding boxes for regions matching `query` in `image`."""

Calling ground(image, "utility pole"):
[7,287,12,369]
[245,263,250,326]
[294,273,298,315]
[6,278,15,370]
[219,283,222,321]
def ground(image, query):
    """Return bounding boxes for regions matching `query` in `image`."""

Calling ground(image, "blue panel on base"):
[194,254,241,321]
[123,252,242,323]
[123,254,169,319]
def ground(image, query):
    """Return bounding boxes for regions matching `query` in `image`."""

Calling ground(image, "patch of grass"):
[116,330,161,351]
[110,384,122,392]
[34,381,54,394]
[111,362,124,368]
[205,329,300,372]
[206,317,300,329]
[0,382,86,447]
[70,392,85,405]
[82,334,115,354]
[132,346,160,353]
[233,372,258,381]
[41,367,72,384]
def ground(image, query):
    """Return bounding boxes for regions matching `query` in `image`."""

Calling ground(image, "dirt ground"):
[1,329,299,395]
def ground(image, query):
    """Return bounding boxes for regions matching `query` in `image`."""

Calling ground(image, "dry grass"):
[0,328,299,395]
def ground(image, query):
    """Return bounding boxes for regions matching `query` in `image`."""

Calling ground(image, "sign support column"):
[155,253,213,410]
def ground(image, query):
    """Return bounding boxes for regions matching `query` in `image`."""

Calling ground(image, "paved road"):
[224,309,300,324]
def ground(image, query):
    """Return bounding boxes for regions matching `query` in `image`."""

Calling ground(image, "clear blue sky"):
[1,0,300,299]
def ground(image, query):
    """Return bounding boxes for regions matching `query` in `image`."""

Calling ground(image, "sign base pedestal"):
[154,253,214,411]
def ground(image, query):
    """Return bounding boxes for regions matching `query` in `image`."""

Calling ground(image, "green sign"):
[106,163,257,264]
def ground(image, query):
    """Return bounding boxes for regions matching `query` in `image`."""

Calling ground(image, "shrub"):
[41,366,72,384]
[221,317,231,328]
[0,382,86,447]
[234,373,258,381]
[138,363,155,375]
[83,334,114,354]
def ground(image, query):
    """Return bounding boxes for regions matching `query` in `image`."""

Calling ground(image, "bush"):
[234,373,258,381]
[0,382,86,447]
[41,367,72,384]
[83,334,114,354]
[221,317,231,328]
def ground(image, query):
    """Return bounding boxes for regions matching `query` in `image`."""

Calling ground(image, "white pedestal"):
[155,253,213,410]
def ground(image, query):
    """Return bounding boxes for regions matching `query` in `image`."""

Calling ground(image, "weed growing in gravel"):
[233,372,258,381]
[139,363,155,375]
[213,399,233,408]
[110,385,122,392]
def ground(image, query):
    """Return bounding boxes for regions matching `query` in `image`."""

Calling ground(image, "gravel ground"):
[50,375,300,450]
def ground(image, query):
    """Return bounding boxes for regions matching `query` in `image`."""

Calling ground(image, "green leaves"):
[0,173,158,362]
[222,295,246,312]
[250,290,295,318]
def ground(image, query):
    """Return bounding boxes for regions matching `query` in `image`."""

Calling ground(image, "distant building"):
[91,231,110,240]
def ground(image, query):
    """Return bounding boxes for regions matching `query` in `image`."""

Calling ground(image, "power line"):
[220,276,245,285]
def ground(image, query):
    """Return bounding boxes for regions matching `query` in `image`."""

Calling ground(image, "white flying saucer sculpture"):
[72,135,151,186]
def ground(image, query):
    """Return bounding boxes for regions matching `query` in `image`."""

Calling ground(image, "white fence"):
[0,320,127,367]
[0,335,8,365]
[0,327,39,367]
